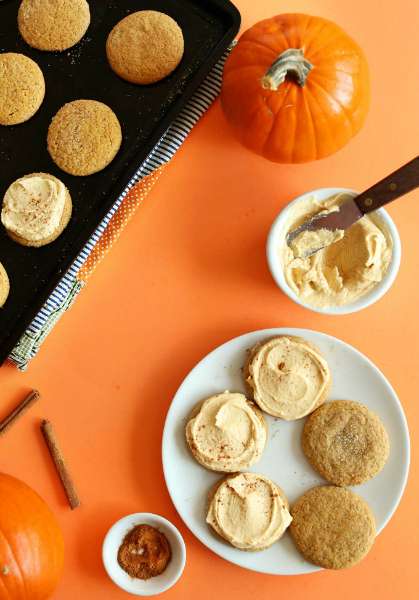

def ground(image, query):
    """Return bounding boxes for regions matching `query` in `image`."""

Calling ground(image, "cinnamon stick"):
[40,419,80,510]
[0,389,40,435]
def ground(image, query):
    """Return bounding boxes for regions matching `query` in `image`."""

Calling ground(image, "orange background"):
[1,0,419,598]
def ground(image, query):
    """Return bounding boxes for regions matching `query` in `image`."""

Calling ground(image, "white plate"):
[162,328,410,576]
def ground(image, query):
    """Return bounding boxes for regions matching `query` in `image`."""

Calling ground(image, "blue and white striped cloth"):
[9,49,231,369]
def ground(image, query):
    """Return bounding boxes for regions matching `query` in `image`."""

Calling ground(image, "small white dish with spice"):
[266,187,401,315]
[102,512,186,596]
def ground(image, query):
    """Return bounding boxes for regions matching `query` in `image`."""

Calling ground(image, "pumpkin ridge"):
[293,14,312,52]
[300,17,332,56]
[309,78,355,133]
[297,89,317,161]
[0,571,12,600]
[262,83,296,158]
[304,84,342,158]
[237,39,279,63]
[0,528,26,600]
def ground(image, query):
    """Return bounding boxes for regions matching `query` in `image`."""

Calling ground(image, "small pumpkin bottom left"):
[1,173,72,247]
[0,472,64,600]
[0,53,45,125]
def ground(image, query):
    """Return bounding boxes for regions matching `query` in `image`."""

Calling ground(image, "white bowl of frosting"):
[266,188,401,315]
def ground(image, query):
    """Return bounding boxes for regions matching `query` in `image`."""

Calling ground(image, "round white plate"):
[162,328,410,575]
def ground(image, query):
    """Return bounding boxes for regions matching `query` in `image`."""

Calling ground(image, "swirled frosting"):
[246,336,331,420]
[186,392,267,472]
[206,472,292,550]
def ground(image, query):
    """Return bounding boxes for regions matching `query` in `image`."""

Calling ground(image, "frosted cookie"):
[185,392,267,472]
[1,173,72,247]
[245,336,331,420]
[302,400,390,486]
[18,0,91,51]
[0,53,45,125]
[106,11,184,84]
[0,263,10,307]
[290,486,376,569]
[207,472,292,551]
[47,100,122,176]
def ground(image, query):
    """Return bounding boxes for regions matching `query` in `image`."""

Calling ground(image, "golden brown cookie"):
[290,486,376,569]
[106,10,184,84]
[0,53,45,125]
[18,0,91,51]
[302,400,390,486]
[244,336,331,420]
[47,100,122,176]
[0,262,10,308]
[2,173,72,247]
[185,392,267,472]
[206,472,292,551]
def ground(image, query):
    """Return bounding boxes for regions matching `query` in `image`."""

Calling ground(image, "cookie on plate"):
[1,173,72,247]
[47,100,122,176]
[0,53,45,126]
[290,485,376,569]
[18,0,91,51]
[302,400,390,486]
[245,336,331,420]
[206,472,292,551]
[185,392,267,472]
[106,10,184,84]
[0,263,10,308]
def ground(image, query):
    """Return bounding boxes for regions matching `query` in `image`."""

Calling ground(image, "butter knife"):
[287,156,419,256]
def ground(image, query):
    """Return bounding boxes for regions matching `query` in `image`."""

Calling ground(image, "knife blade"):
[286,156,419,258]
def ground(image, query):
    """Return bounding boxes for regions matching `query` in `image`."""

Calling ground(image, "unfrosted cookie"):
[0,53,45,125]
[244,336,331,420]
[0,262,10,307]
[47,100,122,176]
[2,173,72,247]
[302,400,390,486]
[206,472,292,551]
[18,0,91,51]
[106,11,184,84]
[185,392,267,472]
[290,486,376,569]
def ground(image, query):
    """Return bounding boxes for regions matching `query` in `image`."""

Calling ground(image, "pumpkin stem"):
[261,49,313,91]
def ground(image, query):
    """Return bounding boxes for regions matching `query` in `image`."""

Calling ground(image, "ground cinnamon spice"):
[117,524,171,580]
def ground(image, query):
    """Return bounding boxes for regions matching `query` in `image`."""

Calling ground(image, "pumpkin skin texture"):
[221,14,370,163]
[0,473,64,600]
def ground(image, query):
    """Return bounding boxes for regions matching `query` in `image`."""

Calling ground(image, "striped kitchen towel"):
[9,47,231,370]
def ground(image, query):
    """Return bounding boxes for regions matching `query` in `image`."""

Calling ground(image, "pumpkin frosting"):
[1,174,66,241]
[283,194,392,307]
[246,336,331,420]
[186,392,267,472]
[206,472,292,551]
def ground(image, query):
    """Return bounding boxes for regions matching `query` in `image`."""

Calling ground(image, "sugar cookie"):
[106,11,184,84]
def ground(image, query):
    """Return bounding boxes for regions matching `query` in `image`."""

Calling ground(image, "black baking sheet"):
[0,0,240,365]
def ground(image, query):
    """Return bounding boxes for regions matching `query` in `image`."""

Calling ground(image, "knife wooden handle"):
[354,156,419,215]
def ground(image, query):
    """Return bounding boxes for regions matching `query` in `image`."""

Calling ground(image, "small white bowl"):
[102,513,186,596]
[266,187,401,315]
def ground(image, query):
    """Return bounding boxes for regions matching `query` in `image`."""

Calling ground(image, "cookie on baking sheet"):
[1,173,72,247]
[206,472,292,551]
[185,392,267,472]
[18,0,91,51]
[244,336,332,420]
[47,100,122,176]
[290,486,376,569]
[0,53,45,126]
[0,262,10,308]
[106,10,184,84]
[302,400,390,486]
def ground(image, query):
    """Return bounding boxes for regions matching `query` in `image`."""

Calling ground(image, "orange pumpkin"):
[221,14,370,163]
[0,473,64,600]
